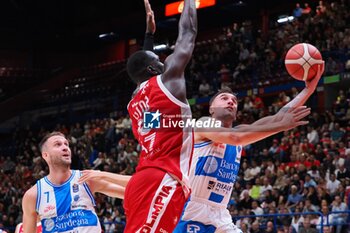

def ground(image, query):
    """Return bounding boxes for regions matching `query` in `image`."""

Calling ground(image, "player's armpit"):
[22,187,38,233]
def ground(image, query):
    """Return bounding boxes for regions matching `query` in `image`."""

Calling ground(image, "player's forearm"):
[143,33,154,51]
[231,122,286,146]
[100,183,125,199]
[100,171,131,187]
[197,121,286,146]
[250,115,276,126]
[23,224,37,233]
[180,0,197,34]
[22,217,37,233]
[177,0,197,51]
[282,87,312,110]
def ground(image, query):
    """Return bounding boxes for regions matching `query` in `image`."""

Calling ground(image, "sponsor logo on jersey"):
[44,218,55,232]
[72,183,79,193]
[71,204,88,209]
[207,180,216,190]
[53,209,98,231]
[202,156,219,174]
[187,224,200,233]
[44,205,55,213]
[195,156,239,183]
[73,195,80,202]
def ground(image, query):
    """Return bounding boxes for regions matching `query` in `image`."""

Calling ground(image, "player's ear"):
[146,65,159,75]
[147,63,163,75]
[42,151,48,159]
[209,106,214,115]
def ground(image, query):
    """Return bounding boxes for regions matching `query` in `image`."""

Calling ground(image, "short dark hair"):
[209,87,236,106]
[126,50,151,83]
[39,131,66,152]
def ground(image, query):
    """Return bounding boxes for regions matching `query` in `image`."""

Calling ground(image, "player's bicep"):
[162,45,193,82]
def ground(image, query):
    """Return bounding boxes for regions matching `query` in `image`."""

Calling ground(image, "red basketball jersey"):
[127,75,193,184]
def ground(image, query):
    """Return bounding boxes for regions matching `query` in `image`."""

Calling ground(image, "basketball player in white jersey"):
[22,132,126,233]
[173,61,324,232]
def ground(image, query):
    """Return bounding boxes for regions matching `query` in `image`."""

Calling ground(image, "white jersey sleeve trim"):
[43,170,76,188]
[35,180,41,212]
[157,75,189,108]
[83,183,96,206]
[194,140,212,148]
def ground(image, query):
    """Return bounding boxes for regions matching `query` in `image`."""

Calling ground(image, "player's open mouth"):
[226,107,234,111]
[62,154,70,158]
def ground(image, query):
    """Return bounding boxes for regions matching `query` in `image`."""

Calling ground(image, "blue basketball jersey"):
[36,170,101,233]
[189,141,242,207]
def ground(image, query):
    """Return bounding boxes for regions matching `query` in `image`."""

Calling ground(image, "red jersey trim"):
[156,75,189,108]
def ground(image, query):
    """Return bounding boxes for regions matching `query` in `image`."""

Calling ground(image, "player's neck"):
[212,116,233,128]
[47,168,72,185]
[221,120,233,128]
[215,118,233,128]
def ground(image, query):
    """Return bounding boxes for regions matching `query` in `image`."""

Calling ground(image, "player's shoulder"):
[22,184,38,210]
[23,184,38,201]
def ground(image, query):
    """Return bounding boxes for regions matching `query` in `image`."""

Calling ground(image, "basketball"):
[284,43,323,81]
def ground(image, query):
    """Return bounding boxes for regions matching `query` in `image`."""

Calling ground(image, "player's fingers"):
[293,106,310,114]
[294,108,311,120]
[78,176,87,183]
[295,120,309,126]
[290,105,307,114]
[293,107,310,116]
[320,61,325,73]
[144,1,151,12]
[316,61,325,77]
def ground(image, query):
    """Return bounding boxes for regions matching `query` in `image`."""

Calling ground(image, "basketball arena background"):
[0,0,349,232]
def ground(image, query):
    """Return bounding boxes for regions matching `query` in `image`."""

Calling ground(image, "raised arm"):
[162,0,197,102]
[247,63,325,126]
[195,106,310,146]
[143,0,156,51]
[282,63,324,110]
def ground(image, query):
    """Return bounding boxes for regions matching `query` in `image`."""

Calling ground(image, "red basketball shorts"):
[123,168,187,233]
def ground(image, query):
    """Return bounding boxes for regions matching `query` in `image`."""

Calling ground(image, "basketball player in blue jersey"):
[22,132,126,233]
[174,62,324,232]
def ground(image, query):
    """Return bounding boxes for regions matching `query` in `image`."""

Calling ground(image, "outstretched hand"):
[78,170,102,184]
[279,106,311,131]
[305,61,325,90]
[144,0,156,34]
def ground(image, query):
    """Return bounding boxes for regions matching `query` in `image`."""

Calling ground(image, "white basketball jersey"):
[36,170,101,233]
[189,141,242,208]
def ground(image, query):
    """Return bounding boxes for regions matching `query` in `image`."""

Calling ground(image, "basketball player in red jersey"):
[124,0,197,231]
